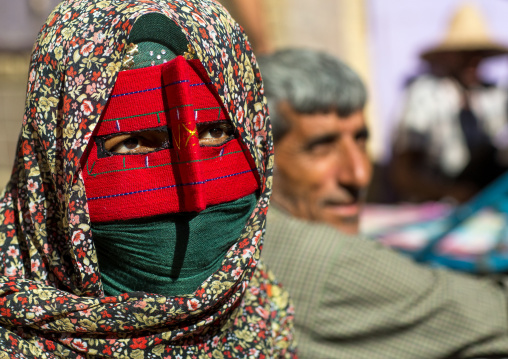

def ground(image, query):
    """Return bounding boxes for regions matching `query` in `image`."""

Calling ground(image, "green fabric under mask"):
[129,41,177,69]
[92,194,257,296]
[125,12,186,70]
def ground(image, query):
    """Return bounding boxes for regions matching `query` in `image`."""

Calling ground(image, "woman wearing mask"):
[0,0,295,357]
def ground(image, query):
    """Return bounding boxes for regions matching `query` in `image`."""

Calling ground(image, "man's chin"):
[322,202,361,218]
[329,219,360,234]
[320,207,360,234]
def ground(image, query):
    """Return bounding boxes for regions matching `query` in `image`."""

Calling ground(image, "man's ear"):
[271,101,293,143]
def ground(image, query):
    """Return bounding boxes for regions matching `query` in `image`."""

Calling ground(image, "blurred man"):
[391,4,508,203]
[262,49,370,235]
[260,48,508,359]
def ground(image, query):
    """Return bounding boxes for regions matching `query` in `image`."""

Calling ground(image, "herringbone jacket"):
[263,205,508,359]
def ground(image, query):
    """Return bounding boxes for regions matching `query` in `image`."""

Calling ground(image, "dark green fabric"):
[92,194,257,296]
[129,12,189,55]
[131,41,177,69]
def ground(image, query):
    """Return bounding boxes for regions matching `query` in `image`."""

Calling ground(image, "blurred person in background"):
[391,3,508,203]
[260,48,508,359]
[218,0,273,54]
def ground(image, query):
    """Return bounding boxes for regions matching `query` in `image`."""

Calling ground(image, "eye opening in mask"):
[98,126,172,157]
[197,120,235,147]
[98,121,236,156]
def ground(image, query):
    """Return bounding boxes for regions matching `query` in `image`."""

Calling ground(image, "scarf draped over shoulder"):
[0,0,295,357]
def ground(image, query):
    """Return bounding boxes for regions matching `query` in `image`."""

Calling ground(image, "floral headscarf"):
[0,0,295,357]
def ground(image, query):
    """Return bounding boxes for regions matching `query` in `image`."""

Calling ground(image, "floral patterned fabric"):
[0,0,295,357]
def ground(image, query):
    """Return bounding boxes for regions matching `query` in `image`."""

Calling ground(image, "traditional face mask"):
[82,56,259,223]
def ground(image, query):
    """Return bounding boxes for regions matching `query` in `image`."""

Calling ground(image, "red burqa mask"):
[82,56,259,223]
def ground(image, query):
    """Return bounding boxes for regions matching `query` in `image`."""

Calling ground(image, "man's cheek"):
[304,157,337,182]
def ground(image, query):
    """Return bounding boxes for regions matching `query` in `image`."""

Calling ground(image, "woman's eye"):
[108,136,143,154]
[104,130,169,154]
[198,122,234,146]
[209,127,226,138]
[122,137,140,150]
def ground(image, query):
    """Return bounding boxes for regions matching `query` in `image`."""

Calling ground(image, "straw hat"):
[421,3,508,62]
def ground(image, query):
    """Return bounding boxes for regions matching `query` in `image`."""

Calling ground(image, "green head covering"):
[123,13,188,69]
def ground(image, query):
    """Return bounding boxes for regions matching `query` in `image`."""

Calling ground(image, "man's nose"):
[336,138,371,187]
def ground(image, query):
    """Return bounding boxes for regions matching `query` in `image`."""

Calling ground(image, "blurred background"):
[1,0,508,194]
[0,0,63,186]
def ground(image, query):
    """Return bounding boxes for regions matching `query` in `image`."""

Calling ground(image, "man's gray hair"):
[258,48,367,142]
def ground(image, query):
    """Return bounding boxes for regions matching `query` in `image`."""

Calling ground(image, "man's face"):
[272,105,372,234]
